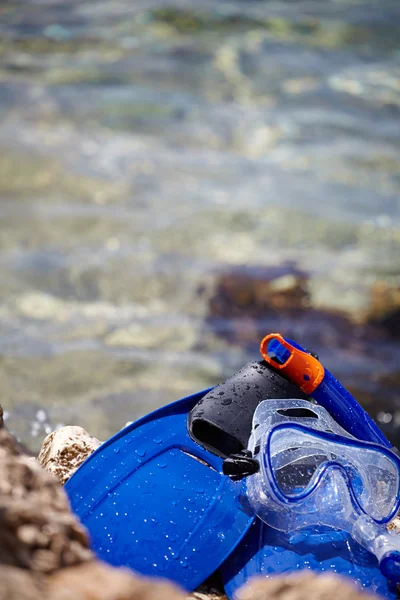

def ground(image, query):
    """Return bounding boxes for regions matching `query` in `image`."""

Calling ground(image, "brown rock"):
[47,561,186,600]
[388,516,400,533]
[0,565,44,600]
[187,590,227,600]
[201,264,357,351]
[369,281,400,338]
[0,428,92,573]
[206,265,310,321]
[236,572,380,600]
[0,428,34,459]
[375,309,400,339]
[186,571,227,600]
[38,426,102,485]
[369,281,400,321]
[0,427,21,457]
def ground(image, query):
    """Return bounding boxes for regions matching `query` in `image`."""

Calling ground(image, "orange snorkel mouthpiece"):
[260,333,325,395]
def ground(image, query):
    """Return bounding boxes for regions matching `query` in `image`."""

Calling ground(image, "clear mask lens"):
[268,425,400,522]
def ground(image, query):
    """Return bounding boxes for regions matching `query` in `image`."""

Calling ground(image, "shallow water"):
[0,0,399,451]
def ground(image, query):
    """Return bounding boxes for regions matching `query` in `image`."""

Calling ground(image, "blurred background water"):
[0,0,399,451]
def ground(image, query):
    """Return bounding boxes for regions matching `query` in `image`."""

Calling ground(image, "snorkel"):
[260,333,392,449]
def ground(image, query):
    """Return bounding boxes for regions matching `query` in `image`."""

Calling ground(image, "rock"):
[374,309,400,339]
[388,516,400,533]
[0,565,44,600]
[37,426,102,485]
[205,265,310,321]
[187,577,227,600]
[0,427,31,458]
[0,428,92,573]
[0,404,3,428]
[368,281,400,338]
[187,590,226,600]
[0,560,188,600]
[201,263,358,351]
[47,561,186,600]
[369,281,400,321]
[236,572,380,600]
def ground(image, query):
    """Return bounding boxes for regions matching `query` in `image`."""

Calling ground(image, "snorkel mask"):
[243,399,400,582]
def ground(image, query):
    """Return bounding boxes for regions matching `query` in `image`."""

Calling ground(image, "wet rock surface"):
[38,426,102,485]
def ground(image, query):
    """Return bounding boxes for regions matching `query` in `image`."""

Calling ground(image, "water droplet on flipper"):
[221,398,232,405]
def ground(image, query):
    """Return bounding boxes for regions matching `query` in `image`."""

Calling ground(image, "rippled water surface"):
[0,0,399,450]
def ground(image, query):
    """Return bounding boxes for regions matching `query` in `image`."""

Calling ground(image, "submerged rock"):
[204,264,310,320]
[368,281,400,339]
[38,426,102,485]
[201,263,359,352]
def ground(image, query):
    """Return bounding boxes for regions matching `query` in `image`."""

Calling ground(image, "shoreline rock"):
[38,426,102,485]
[0,428,92,573]
[47,562,186,600]
[236,572,380,600]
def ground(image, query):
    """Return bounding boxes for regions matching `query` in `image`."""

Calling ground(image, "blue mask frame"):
[263,422,400,524]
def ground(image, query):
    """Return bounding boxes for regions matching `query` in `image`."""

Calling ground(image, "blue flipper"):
[65,389,254,591]
[222,520,398,599]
